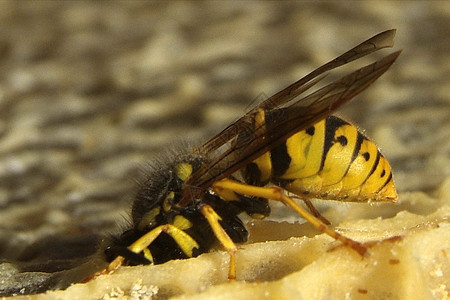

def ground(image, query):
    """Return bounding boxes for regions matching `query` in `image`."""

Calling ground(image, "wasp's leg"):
[102,224,199,275]
[213,178,366,255]
[200,204,238,280]
[105,244,154,265]
[291,196,331,225]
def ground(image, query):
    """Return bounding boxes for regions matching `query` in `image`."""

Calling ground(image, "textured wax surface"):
[0,2,448,298]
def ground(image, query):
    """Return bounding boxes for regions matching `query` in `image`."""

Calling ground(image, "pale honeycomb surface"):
[0,2,448,299]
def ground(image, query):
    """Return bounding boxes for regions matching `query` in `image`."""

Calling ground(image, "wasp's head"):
[104,151,213,266]
[131,153,206,232]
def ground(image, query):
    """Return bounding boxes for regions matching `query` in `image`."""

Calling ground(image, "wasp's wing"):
[199,29,397,154]
[181,31,400,203]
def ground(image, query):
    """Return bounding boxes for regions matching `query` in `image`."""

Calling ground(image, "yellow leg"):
[292,196,331,225]
[213,178,367,255]
[127,224,199,257]
[101,224,200,275]
[200,204,238,280]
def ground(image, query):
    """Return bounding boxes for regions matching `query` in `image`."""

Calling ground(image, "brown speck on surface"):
[358,288,368,294]
[389,258,400,265]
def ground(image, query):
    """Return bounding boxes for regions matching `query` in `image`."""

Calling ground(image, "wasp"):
[100,30,401,280]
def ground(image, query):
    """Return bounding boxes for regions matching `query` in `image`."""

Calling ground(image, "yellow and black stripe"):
[243,116,397,202]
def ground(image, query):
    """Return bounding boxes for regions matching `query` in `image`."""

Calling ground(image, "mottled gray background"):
[0,1,448,295]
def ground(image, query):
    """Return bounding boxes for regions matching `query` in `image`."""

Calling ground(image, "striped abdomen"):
[242,116,397,202]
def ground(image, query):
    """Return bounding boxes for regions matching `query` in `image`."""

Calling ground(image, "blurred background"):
[0,1,448,295]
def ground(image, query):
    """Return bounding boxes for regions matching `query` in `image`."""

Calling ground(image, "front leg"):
[93,224,200,278]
